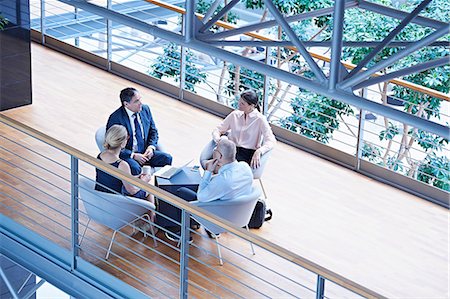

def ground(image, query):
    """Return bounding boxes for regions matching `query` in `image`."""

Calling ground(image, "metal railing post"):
[74,7,79,47]
[262,46,270,116]
[316,275,325,299]
[40,0,46,44]
[179,45,187,101]
[179,13,188,101]
[70,156,79,270]
[356,108,367,171]
[179,210,190,299]
[106,0,112,70]
[355,87,368,170]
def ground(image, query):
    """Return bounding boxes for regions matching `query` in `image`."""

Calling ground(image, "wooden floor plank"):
[0,43,448,298]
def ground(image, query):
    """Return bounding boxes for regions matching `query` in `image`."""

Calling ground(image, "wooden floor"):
[1,44,449,298]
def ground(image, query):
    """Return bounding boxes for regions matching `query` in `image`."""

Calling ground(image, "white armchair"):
[78,177,157,260]
[190,186,261,265]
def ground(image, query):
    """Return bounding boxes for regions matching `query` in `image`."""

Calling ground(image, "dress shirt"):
[197,161,253,202]
[125,107,144,153]
[212,110,276,155]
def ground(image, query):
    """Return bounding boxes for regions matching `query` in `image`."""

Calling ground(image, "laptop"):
[154,159,193,179]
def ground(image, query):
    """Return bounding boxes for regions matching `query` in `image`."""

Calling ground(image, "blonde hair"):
[104,125,127,150]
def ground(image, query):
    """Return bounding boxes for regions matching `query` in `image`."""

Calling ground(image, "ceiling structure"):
[61,0,449,137]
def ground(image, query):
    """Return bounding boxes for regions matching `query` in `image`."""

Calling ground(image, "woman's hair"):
[240,90,261,111]
[104,125,128,150]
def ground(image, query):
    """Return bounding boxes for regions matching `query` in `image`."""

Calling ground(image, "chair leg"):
[105,230,117,260]
[214,236,223,266]
[246,225,255,255]
[259,178,268,200]
[78,218,91,247]
[143,214,158,247]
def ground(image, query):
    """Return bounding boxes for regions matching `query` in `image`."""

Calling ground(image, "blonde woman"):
[95,125,155,218]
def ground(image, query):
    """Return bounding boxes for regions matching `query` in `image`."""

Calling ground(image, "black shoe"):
[165,231,193,244]
[206,230,220,239]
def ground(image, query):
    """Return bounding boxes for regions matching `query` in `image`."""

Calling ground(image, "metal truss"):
[0,258,46,299]
[60,0,449,138]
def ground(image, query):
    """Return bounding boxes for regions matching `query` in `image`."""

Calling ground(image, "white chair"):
[190,186,261,265]
[199,140,272,199]
[78,177,157,260]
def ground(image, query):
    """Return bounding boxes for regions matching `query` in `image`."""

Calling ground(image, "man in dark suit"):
[106,87,172,175]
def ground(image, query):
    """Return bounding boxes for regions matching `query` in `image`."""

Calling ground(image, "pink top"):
[212,110,276,155]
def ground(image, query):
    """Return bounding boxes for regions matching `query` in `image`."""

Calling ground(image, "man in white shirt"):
[163,139,253,242]
[197,139,253,202]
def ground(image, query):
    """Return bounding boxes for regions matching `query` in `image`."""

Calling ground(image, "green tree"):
[149,43,206,93]
[280,90,354,143]
[149,0,240,94]
[341,0,449,190]
[0,15,7,30]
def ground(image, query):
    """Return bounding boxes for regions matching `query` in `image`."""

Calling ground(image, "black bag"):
[248,199,273,229]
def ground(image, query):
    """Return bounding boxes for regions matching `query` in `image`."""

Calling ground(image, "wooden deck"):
[0,43,449,298]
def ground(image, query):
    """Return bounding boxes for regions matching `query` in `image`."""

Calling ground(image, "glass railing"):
[0,114,384,298]
[28,0,449,204]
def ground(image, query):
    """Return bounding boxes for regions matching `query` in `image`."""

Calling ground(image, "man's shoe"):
[165,231,193,244]
[206,230,220,239]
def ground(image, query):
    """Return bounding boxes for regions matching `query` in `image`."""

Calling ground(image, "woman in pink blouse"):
[212,90,276,169]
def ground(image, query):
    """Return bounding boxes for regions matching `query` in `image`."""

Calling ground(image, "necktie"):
[133,113,145,153]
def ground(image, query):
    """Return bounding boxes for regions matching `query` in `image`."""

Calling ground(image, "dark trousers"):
[156,187,198,232]
[125,150,173,175]
[236,147,256,165]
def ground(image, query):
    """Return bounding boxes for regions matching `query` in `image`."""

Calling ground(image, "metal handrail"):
[144,0,449,101]
[0,113,385,298]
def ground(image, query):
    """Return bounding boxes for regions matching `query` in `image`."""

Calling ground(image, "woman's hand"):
[250,149,262,169]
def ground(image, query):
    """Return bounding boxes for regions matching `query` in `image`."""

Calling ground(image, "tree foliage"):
[281,91,353,143]
[0,15,7,30]
[340,0,449,190]
[149,43,206,93]
[418,153,450,191]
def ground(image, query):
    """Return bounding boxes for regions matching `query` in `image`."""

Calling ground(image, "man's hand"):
[133,153,150,165]
[250,149,262,169]
[218,135,228,143]
[205,158,219,172]
[143,147,154,159]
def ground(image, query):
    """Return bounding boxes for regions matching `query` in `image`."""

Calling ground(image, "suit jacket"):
[106,105,159,159]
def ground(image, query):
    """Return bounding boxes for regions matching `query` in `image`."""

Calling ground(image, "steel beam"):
[359,0,447,29]
[200,1,358,41]
[202,0,222,23]
[0,267,19,299]
[329,0,345,90]
[339,25,450,89]
[265,0,327,83]
[0,215,147,299]
[184,0,195,41]
[347,0,433,79]
[206,40,450,47]
[199,0,240,33]
[20,278,46,299]
[58,0,449,138]
[354,57,449,89]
